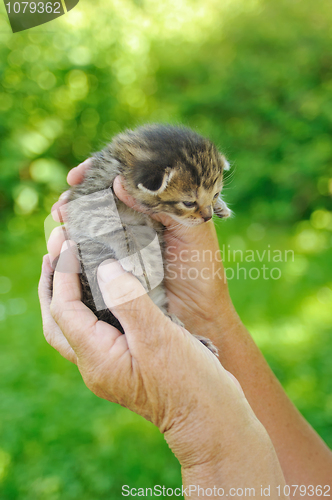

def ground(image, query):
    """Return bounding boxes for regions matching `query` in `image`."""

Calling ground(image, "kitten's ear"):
[220,154,230,171]
[137,167,175,195]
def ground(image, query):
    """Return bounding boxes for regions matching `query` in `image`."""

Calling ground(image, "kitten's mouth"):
[187,220,209,227]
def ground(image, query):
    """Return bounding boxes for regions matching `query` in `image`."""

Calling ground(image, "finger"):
[67,158,92,186]
[51,191,70,222]
[49,237,81,275]
[47,226,67,267]
[97,260,167,347]
[52,157,92,222]
[113,176,175,227]
[51,242,120,358]
[113,176,149,214]
[38,254,77,364]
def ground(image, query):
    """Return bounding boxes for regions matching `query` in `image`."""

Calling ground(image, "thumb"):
[97,259,165,340]
[113,176,176,227]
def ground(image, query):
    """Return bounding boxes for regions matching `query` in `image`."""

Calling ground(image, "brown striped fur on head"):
[110,124,231,226]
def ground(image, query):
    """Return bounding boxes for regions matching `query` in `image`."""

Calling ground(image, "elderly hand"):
[47,159,332,495]
[39,241,248,459]
[38,240,288,499]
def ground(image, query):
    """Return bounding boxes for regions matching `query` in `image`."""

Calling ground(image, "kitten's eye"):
[182,201,197,208]
[213,193,220,199]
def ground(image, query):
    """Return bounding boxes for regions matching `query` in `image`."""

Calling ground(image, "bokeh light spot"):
[311,209,332,230]
[37,71,57,90]
[317,286,332,305]
[14,186,39,215]
[23,44,41,62]
[295,228,327,253]
[67,70,88,100]
[68,46,92,66]
[19,132,50,157]
[30,158,66,189]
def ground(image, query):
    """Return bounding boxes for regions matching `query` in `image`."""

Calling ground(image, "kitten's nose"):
[202,215,212,222]
[200,206,212,222]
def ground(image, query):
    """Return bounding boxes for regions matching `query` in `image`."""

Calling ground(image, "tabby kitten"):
[64,124,231,354]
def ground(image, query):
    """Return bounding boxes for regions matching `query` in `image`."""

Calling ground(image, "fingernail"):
[51,206,65,223]
[98,260,124,283]
[57,241,81,273]
[59,190,70,201]
[61,240,70,253]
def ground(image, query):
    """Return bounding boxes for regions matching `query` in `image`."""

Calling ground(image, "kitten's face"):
[133,168,230,227]
[112,124,231,227]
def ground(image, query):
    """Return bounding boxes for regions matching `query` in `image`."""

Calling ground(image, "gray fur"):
[64,124,230,350]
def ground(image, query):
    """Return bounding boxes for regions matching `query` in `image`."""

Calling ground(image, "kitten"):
[64,124,231,355]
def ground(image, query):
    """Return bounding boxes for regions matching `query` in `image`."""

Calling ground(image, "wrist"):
[163,401,266,468]
[202,301,245,345]
[179,430,288,499]
[163,415,225,470]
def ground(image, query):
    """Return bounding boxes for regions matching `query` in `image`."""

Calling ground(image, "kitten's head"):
[111,124,231,227]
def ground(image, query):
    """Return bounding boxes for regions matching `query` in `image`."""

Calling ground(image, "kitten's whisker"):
[222,169,236,187]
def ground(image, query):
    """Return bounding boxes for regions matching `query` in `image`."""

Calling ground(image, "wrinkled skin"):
[38,160,289,498]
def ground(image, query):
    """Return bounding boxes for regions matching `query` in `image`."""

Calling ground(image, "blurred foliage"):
[0,0,332,497]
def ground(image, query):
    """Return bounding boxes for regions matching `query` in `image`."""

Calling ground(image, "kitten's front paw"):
[213,198,232,219]
[193,335,219,357]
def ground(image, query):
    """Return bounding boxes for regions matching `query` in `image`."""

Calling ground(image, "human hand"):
[38,243,288,498]
[49,160,332,495]
[39,238,242,444]
[51,160,241,343]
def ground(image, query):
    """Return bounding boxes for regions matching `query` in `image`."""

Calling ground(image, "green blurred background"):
[0,0,332,497]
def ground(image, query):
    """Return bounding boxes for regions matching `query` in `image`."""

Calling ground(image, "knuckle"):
[109,278,145,307]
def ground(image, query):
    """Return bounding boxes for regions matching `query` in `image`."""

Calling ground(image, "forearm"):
[207,310,332,491]
[180,433,289,500]
[164,375,289,500]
